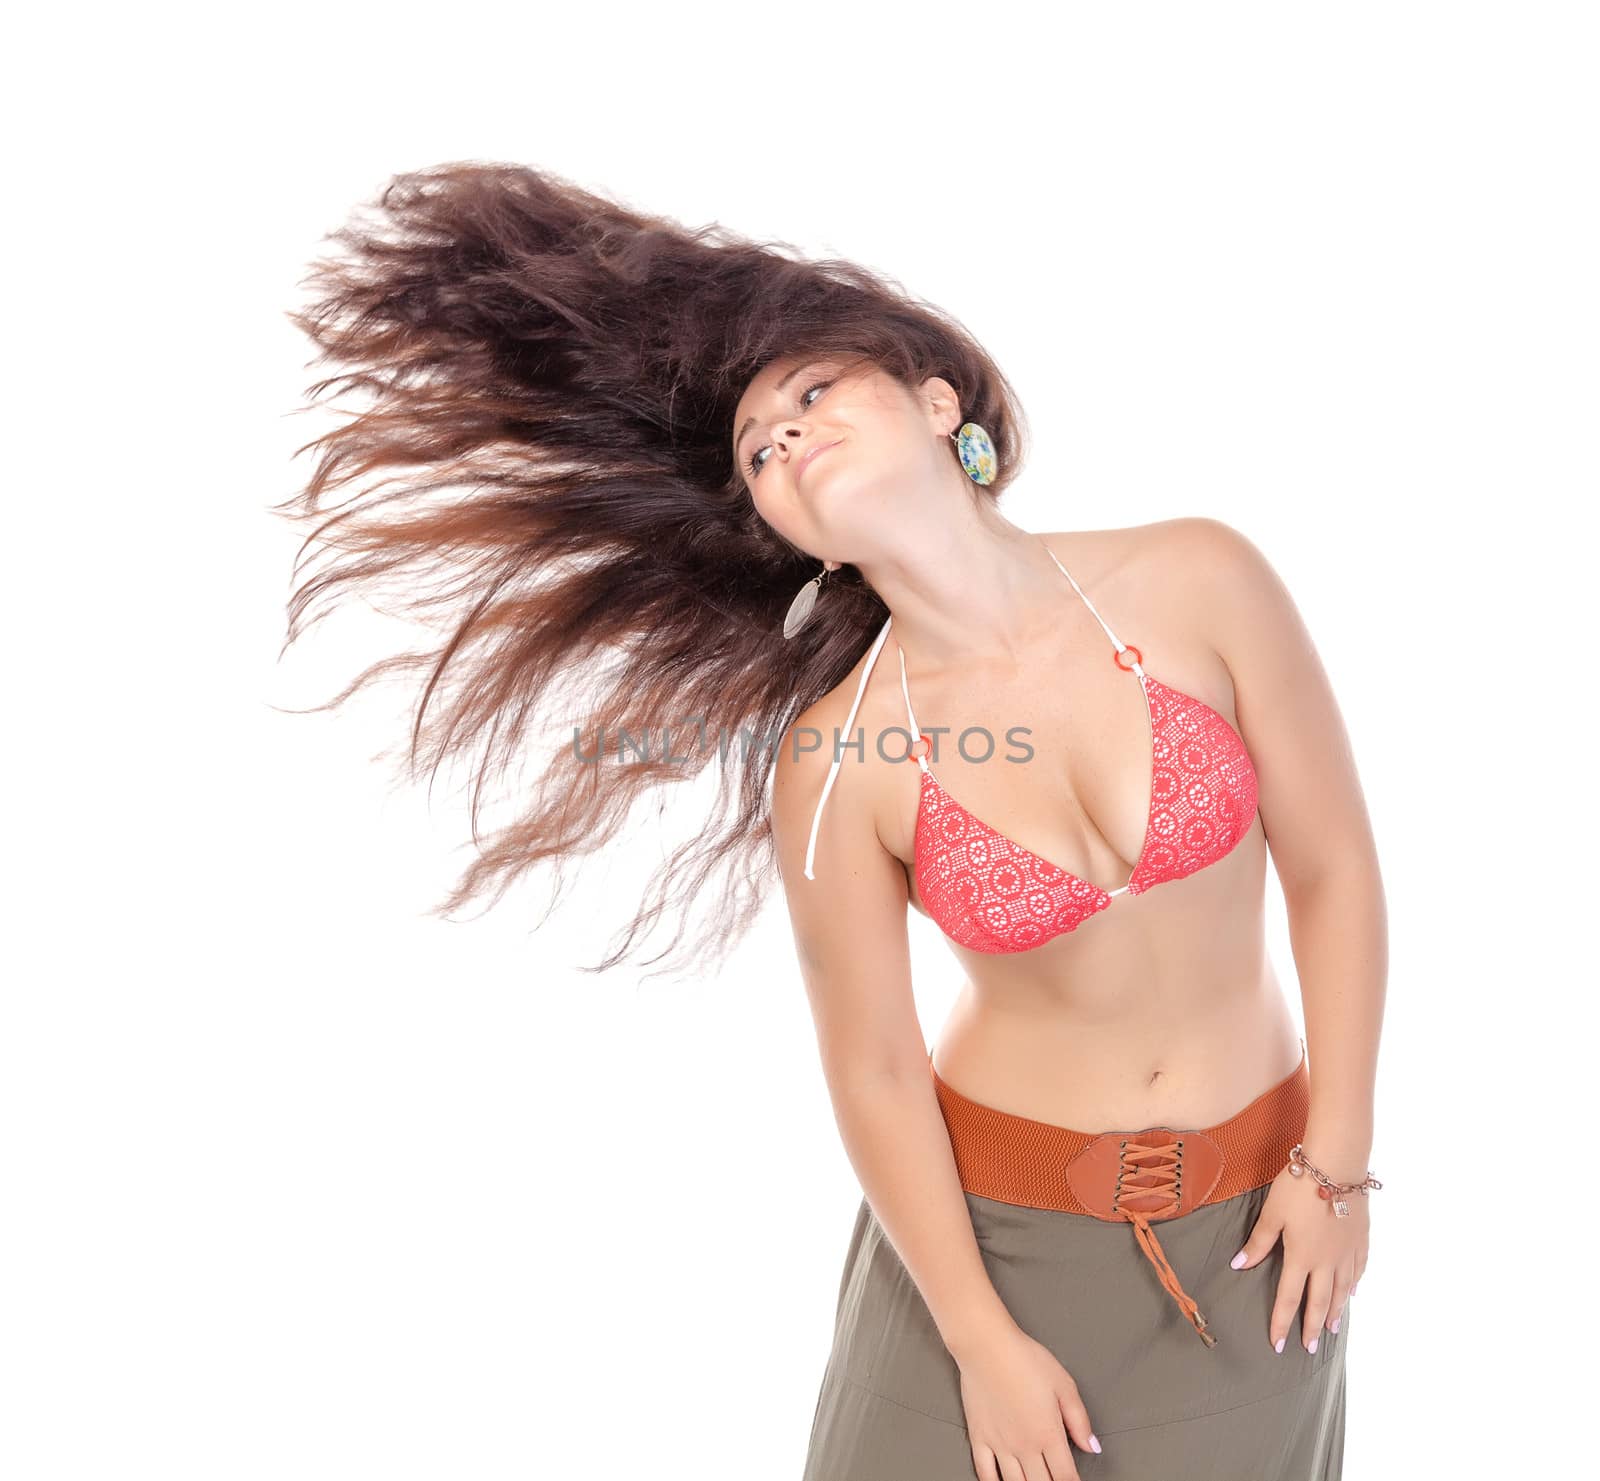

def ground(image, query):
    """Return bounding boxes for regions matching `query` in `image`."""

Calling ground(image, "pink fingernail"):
[1330,1316,1341,1334]
[1230,1250,1248,1269]
[1308,1336,1318,1354]
[1274,1336,1285,1353]
[1089,1434,1102,1454]
[1350,1281,1358,1297]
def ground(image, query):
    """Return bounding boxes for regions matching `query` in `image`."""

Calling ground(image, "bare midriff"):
[921,825,1304,1134]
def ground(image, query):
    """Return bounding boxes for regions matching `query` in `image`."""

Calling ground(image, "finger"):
[1326,1273,1351,1333]
[1302,1266,1334,1352]
[1056,1385,1100,1457]
[1229,1213,1283,1271]
[1327,1255,1356,1333]
[996,1451,1027,1481]
[1270,1264,1308,1352]
[971,1442,1001,1481]
[1049,1394,1100,1458]
[1042,1433,1082,1481]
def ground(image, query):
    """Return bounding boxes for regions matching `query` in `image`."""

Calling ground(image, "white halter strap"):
[802,614,894,880]
[897,647,925,768]
[1041,542,1146,677]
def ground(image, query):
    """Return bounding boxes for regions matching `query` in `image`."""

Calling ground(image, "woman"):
[281,162,1384,1480]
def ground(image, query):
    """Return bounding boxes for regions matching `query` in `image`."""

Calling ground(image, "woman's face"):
[731,352,960,560]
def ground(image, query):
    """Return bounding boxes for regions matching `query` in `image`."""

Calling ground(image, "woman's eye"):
[747,381,831,478]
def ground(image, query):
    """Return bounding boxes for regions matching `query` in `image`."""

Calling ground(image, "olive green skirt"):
[802,1182,1346,1479]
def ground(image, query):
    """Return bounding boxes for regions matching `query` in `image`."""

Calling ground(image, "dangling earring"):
[782,562,837,639]
[950,422,998,485]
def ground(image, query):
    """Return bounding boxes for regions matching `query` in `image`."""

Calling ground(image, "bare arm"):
[771,705,1016,1364]
[1190,516,1388,1182]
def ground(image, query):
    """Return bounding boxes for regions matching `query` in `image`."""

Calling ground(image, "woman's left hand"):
[1228,1160,1370,1353]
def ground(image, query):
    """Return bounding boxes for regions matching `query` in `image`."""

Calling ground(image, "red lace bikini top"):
[803,540,1260,955]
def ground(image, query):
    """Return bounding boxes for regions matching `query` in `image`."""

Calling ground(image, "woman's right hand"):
[955,1323,1101,1480]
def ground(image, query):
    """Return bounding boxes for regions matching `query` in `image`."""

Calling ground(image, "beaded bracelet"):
[1288,1143,1383,1218]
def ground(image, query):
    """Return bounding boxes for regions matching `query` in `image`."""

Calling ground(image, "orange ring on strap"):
[1113,644,1143,672]
[909,733,933,762]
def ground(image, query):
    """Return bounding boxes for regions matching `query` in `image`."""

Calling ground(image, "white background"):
[6,2,1594,1476]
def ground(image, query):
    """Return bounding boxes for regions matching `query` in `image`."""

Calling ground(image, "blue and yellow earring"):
[950,422,998,485]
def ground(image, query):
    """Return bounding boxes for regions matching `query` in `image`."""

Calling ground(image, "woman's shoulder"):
[1042,516,1269,606]
[1041,515,1250,569]
[770,639,885,830]
[1040,517,1278,663]
[769,613,925,892]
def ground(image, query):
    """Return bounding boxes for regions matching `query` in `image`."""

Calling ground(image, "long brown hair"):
[274,160,1030,981]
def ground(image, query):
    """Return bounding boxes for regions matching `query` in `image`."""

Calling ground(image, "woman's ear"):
[919,374,962,433]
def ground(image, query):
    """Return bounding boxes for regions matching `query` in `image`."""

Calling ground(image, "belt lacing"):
[1113,1136,1218,1349]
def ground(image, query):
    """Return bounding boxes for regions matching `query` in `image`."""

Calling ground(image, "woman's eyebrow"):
[734,364,813,455]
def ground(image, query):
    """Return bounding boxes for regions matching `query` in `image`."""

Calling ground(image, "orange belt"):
[929,1040,1309,1349]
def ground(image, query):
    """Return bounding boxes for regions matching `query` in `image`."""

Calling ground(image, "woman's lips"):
[797,439,842,481]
